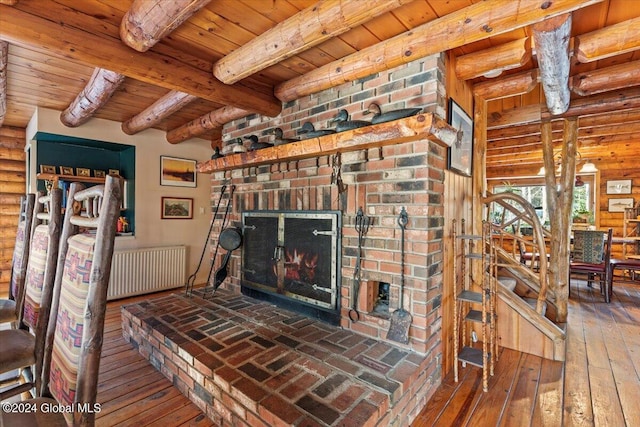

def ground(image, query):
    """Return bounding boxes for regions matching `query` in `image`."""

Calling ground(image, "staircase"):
[452,220,497,392]
[455,192,566,363]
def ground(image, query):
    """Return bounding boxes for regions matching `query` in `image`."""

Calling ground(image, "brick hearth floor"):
[121,289,435,426]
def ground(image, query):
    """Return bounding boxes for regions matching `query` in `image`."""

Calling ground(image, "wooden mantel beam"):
[274,0,602,102]
[532,13,572,115]
[60,68,125,127]
[574,16,640,63]
[571,60,640,96]
[166,106,249,144]
[122,90,197,135]
[0,5,282,117]
[0,41,7,128]
[213,0,414,85]
[456,38,532,81]
[121,0,212,52]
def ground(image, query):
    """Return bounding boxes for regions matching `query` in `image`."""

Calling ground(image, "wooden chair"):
[0,190,62,400]
[0,194,36,326]
[0,176,121,426]
[569,228,613,302]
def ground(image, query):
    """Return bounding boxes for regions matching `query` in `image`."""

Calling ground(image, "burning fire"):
[274,248,319,282]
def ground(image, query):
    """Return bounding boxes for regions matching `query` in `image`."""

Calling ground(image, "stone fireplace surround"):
[124,55,450,425]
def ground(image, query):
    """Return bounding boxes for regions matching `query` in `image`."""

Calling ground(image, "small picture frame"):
[108,169,120,176]
[160,156,197,187]
[447,98,474,177]
[94,170,106,178]
[76,168,91,177]
[61,166,74,176]
[161,197,193,219]
[606,179,632,194]
[40,165,56,174]
[608,198,634,213]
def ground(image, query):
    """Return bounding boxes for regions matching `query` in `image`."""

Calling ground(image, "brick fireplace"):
[124,54,452,425]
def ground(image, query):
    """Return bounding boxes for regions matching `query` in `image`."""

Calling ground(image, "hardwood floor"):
[412,278,640,427]
[96,279,640,426]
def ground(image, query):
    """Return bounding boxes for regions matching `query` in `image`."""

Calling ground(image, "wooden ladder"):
[452,219,498,392]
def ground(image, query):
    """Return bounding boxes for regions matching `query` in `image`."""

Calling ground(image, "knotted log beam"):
[122,90,197,135]
[456,38,531,81]
[166,106,248,144]
[60,68,125,127]
[275,0,602,102]
[574,16,640,63]
[213,0,414,84]
[121,0,212,52]
[532,13,572,115]
[0,41,7,127]
[571,60,640,96]
[473,69,539,101]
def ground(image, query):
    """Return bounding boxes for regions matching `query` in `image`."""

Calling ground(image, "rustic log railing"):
[483,192,551,315]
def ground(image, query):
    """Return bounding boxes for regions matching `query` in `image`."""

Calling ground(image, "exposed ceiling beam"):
[571,60,640,96]
[0,41,7,127]
[573,16,640,63]
[542,86,640,120]
[532,13,572,115]
[488,104,542,129]
[473,69,539,101]
[274,0,603,102]
[166,106,249,144]
[60,68,125,127]
[0,0,17,4]
[213,0,414,85]
[0,5,282,117]
[456,38,531,81]
[121,0,212,52]
[122,90,197,135]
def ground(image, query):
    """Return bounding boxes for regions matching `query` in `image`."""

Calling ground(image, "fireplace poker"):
[387,207,412,344]
[349,207,370,322]
[185,184,227,297]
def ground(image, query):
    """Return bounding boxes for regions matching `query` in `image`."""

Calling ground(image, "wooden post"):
[0,41,7,127]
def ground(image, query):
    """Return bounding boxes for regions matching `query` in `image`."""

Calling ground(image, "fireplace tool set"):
[387,207,412,344]
[185,184,242,297]
[349,207,370,322]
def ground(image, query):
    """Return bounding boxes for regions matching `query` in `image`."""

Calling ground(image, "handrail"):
[483,191,549,315]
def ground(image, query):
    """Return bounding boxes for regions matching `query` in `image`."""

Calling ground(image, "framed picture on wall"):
[76,167,91,177]
[447,98,473,177]
[61,166,74,176]
[40,165,56,174]
[608,198,634,212]
[161,197,193,219]
[160,156,197,187]
[606,179,632,194]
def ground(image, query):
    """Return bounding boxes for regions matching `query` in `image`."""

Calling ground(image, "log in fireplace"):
[241,210,341,324]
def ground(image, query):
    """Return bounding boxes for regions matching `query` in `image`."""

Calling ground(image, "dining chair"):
[0,194,36,326]
[0,189,62,400]
[0,176,121,426]
[569,228,613,302]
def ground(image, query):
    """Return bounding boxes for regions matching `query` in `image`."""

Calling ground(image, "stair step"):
[458,290,482,303]
[458,346,484,368]
[524,297,547,316]
[498,277,517,291]
[465,309,492,324]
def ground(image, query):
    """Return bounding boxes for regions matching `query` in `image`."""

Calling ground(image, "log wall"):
[0,126,26,298]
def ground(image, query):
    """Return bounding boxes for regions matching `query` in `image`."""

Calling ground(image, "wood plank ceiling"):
[1,0,639,170]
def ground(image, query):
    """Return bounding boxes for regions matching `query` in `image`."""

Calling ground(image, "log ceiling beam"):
[473,69,539,101]
[60,68,125,127]
[120,0,212,52]
[574,16,640,63]
[456,38,531,81]
[0,5,282,117]
[532,13,572,115]
[166,106,249,144]
[571,60,640,96]
[274,0,602,102]
[122,90,197,135]
[0,41,7,128]
[488,104,542,129]
[213,0,414,85]
[0,0,17,4]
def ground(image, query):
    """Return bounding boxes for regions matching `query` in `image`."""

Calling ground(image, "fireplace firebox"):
[241,211,341,324]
